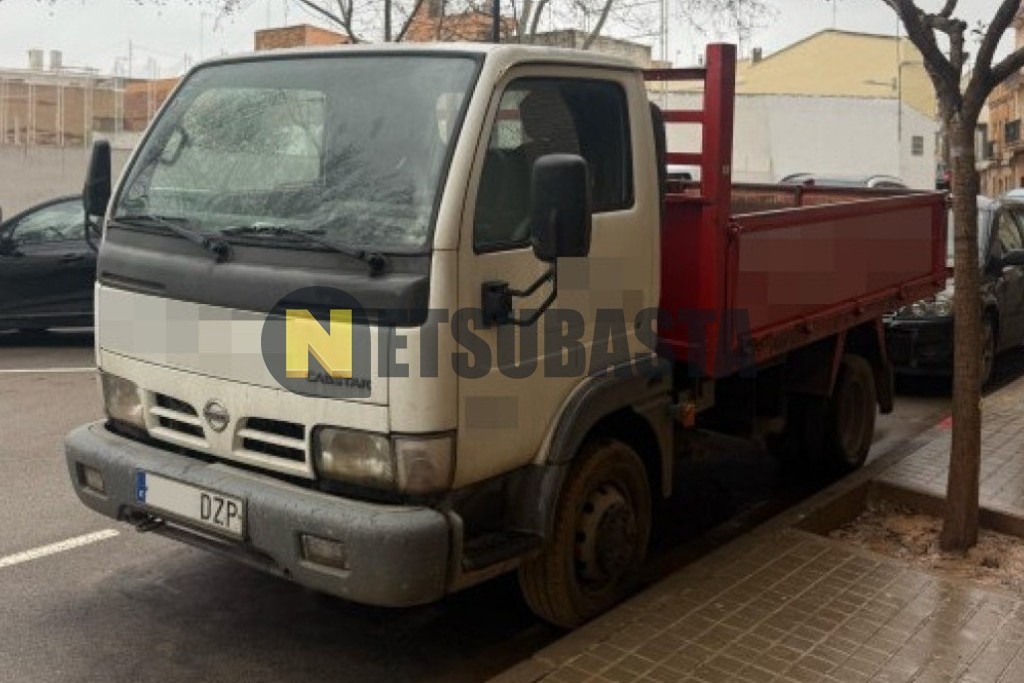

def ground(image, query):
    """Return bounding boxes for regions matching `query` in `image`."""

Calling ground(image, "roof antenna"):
[491,0,501,43]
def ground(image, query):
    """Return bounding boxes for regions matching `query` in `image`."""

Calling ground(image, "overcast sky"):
[0,0,1013,76]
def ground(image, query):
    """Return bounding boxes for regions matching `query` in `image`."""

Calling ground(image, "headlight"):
[100,372,145,430]
[931,297,953,317]
[902,296,953,319]
[316,428,393,489]
[315,428,455,495]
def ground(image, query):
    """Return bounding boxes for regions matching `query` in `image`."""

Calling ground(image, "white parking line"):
[0,530,120,569]
[0,367,96,374]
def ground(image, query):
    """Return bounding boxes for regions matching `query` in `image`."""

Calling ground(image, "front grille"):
[236,417,306,463]
[150,393,204,439]
[144,391,310,474]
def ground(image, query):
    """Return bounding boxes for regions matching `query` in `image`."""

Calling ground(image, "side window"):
[10,200,84,245]
[473,78,633,251]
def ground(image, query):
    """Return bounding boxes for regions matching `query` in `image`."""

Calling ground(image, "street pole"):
[492,0,501,43]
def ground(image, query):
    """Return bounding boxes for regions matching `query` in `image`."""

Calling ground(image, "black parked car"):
[0,195,95,332]
[885,195,1024,385]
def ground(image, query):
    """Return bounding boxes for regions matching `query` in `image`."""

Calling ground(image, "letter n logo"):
[285,309,353,379]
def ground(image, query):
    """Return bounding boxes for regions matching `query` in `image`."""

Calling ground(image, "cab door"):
[454,68,661,486]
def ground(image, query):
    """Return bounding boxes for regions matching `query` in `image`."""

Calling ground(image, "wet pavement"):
[0,329,985,682]
[493,372,1024,683]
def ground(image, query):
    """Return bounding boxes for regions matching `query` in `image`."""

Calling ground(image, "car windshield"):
[114,55,478,252]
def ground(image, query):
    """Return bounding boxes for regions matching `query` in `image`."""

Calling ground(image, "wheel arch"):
[506,364,673,540]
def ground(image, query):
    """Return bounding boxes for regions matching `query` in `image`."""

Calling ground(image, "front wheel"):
[519,438,652,628]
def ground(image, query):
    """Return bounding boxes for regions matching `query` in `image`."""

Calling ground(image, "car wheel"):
[519,437,652,628]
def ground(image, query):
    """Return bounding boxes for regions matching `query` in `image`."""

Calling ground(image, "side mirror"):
[1001,249,1024,269]
[84,139,112,217]
[529,154,592,263]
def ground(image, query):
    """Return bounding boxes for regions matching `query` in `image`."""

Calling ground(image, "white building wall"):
[658,93,937,190]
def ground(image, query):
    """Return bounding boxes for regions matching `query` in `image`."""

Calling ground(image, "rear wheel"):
[822,354,877,473]
[519,437,651,628]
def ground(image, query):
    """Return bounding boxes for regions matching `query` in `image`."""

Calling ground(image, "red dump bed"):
[648,45,947,378]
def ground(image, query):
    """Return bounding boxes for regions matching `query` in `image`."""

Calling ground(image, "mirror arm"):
[509,280,558,327]
[509,267,555,298]
[481,266,558,328]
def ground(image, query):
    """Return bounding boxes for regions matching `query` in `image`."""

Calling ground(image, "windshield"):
[114,55,478,251]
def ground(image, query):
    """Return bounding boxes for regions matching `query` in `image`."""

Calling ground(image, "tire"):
[822,354,877,473]
[519,437,652,628]
[980,316,996,388]
[767,394,827,467]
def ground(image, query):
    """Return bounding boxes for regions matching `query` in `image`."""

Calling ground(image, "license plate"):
[136,472,245,538]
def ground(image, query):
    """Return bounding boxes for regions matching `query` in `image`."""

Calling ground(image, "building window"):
[1006,119,1021,144]
[911,136,925,157]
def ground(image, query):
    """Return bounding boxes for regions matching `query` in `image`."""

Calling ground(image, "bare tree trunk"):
[941,118,984,552]
[384,0,392,41]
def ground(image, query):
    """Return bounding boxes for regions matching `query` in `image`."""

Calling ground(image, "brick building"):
[253,24,350,51]
[403,0,515,42]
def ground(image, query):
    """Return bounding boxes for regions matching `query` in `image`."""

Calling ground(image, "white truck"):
[67,42,946,627]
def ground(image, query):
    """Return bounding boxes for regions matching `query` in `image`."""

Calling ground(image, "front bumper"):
[65,422,452,608]
[885,317,954,374]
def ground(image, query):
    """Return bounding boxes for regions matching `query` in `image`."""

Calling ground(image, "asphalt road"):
[0,328,992,683]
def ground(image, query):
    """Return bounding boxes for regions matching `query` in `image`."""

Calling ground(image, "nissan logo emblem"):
[202,400,231,433]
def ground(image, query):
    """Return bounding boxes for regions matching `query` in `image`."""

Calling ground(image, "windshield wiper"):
[220,224,388,276]
[113,214,232,263]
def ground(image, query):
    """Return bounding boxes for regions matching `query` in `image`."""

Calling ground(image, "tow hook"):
[132,514,165,533]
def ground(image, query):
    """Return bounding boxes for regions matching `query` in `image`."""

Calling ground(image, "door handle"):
[59,254,85,264]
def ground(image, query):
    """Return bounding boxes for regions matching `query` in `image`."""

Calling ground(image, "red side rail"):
[729,193,948,365]
[644,46,945,378]
[645,44,737,376]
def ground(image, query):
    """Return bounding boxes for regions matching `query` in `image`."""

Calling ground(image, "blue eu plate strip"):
[135,472,148,503]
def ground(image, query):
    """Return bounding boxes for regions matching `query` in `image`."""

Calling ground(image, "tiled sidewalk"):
[493,380,1024,683]
[880,384,1024,517]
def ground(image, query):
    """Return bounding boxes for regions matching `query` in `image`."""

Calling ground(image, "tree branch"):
[517,0,533,41]
[396,0,427,41]
[886,0,962,111]
[989,46,1024,87]
[528,0,549,38]
[582,0,613,49]
[974,0,1022,83]
[293,0,346,29]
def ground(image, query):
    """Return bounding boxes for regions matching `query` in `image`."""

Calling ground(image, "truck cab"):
[67,42,945,628]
